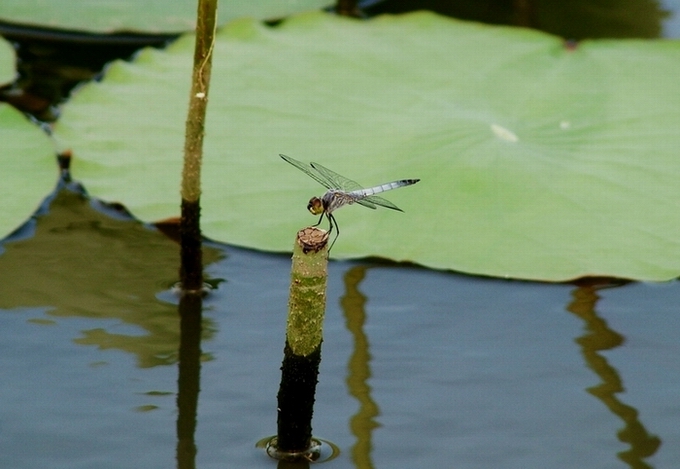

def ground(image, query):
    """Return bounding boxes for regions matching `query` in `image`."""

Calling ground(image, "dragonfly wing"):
[282,155,418,213]
[355,198,377,210]
[280,154,335,190]
[362,194,403,211]
[310,161,364,192]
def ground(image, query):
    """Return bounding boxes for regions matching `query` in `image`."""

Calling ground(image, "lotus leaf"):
[54,12,680,281]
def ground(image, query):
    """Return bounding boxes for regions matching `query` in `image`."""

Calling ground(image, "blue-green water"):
[1,190,679,468]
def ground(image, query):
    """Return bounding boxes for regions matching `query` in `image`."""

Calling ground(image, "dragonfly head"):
[307,197,324,215]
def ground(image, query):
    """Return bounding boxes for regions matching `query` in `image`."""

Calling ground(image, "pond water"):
[1,185,679,468]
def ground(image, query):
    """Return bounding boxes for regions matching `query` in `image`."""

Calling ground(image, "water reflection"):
[0,183,222,367]
[341,266,381,469]
[569,280,661,468]
[176,292,203,469]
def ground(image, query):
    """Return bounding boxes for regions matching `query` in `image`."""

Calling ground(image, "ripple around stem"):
[256,436,341,463]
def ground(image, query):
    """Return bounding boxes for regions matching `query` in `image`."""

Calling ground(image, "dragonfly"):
[280,154,420,251]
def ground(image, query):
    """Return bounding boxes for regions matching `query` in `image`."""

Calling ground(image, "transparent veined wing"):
[310,162,408,210]
[312,163,386,210]
[309,161,364,192]
[279,154,335,190]
[281,154,378,209]
[357,192,402,211]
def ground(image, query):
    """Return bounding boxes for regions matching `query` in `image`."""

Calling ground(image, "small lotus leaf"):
[0,104,57,238]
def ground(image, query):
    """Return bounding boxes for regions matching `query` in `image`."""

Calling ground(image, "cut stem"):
[275,227,329,454]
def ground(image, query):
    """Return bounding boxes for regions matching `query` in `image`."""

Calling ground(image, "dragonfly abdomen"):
[354,179,420,197]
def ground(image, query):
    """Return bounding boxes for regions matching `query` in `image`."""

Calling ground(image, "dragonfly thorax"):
[322,189,357,214]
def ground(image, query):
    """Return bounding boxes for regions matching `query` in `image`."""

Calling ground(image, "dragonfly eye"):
[308,197,324,215]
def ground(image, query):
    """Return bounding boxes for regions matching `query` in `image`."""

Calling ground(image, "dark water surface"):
[1,188,679,468]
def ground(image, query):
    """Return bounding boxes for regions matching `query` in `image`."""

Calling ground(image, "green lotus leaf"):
[0,104,57,237]
[0,0,332,34]
[53,12,680,281]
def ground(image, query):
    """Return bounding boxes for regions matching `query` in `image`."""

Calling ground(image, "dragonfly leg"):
[312,213,324,228]
[327,213,339,253]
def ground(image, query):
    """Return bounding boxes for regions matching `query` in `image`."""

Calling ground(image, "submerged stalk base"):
[257,435,340,463]
[179,198,203,292]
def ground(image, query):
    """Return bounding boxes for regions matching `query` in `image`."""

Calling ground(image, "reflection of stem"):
[176,293,203,469]
[341,266,380,469]
[276,459,310,469]
[568,282,661,469]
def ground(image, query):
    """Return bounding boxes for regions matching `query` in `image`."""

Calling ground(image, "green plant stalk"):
[276,229,328,453]
[286,241,328,357]
[179,0,217,291]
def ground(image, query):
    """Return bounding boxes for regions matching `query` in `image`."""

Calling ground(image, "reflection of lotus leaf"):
[0,186,222,368]
[55,12,680,281]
